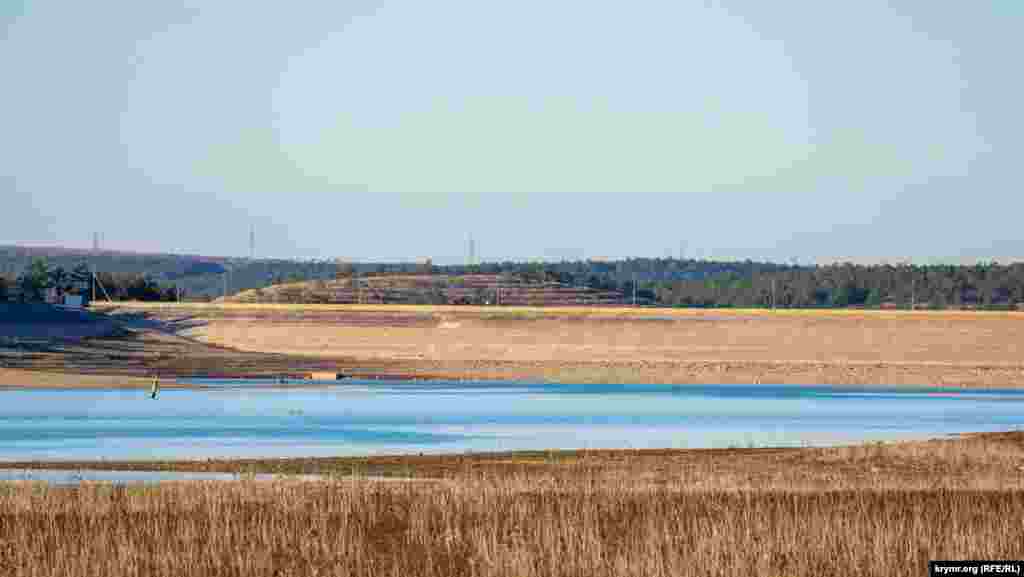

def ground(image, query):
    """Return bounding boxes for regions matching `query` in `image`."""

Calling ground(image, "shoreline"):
[7,365,1024,390]
[3,430,1018,476]
[5,365,1024,389]
[4,302,1024,389]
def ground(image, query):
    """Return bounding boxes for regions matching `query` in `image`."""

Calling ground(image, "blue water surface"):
[2,381,1023,461]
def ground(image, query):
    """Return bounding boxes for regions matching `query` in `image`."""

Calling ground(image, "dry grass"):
[2,476,1023,577]
[7,433,1024,576]
[14,431,1024,491]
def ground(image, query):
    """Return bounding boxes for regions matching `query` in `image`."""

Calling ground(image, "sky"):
[2,1,1021,264]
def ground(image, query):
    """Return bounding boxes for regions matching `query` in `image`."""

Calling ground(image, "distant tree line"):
[0,258,182,303]
[3,246,1023,308]
[430,259,1024,309]
[91,271,182,302]
[649,262,1024,309]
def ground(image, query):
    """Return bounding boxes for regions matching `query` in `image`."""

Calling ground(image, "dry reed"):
[3,471,1024,577]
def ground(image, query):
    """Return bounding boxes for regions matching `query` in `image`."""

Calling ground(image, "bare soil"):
[4,303,1024,388]
[121,303,1024,388]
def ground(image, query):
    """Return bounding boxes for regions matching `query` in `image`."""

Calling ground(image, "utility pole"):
[93,271,113,302]
[771,277,776,310]
[632,272,637,307]
[911,274,916,311]
[906,258,915,311]
[249,225,255,260]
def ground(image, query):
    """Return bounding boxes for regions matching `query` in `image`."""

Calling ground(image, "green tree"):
[865,289,882,308]
[18,258,51,302]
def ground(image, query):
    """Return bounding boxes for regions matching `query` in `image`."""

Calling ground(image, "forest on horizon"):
[1,245,1022,309]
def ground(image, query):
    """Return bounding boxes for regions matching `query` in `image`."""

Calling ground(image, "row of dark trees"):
[91,271,182,302]
[426,259,1024,309]
[648,262,1024,309]
[0,260,94,302]
[325,258,1024,309]
[0,259,182,303]
[3,249,1023,309]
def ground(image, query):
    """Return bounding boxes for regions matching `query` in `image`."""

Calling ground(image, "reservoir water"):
[2,380,1024,462]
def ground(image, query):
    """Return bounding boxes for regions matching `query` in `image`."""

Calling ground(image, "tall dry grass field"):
[3,475,1023,577]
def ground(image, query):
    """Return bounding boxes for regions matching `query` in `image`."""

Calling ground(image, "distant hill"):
[9,245,1016,309]
[224,274,630,306]
[0,246,764,301]
[0,245,229,277]
[0,246,335,300]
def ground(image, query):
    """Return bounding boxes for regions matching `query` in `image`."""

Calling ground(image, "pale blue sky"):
[2,1,1021,264]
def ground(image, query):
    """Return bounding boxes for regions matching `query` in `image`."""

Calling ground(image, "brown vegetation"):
[7,481,1024,577]
[226,274,627,306]
[13,431,1024,490]
[6,432,1024,577]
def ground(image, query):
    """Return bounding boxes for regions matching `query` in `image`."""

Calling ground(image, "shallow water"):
[0,468,298,484]
[2,381,1023,461]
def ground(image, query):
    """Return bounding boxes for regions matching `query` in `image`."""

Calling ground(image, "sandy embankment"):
[0,367,151,389]
[113,303,1024,389]
[5,303,1024,388]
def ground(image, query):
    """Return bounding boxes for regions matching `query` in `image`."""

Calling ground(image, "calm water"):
[2,381,1024,462]
[0,469,318,484]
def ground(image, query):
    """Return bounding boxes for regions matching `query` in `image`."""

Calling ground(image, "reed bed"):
[21,432,1024,491]
[3,472,1023,577]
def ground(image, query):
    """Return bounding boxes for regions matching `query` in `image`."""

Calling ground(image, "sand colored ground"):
[0,367,150,389]
[76,303,1024,388]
